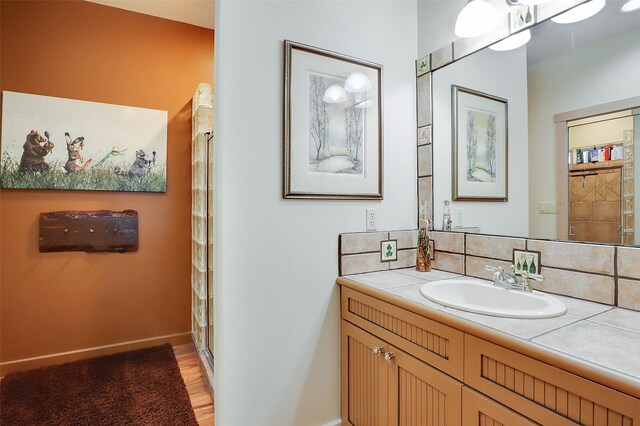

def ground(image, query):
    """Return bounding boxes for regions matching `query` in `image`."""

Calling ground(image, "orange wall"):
[0,1,214,371]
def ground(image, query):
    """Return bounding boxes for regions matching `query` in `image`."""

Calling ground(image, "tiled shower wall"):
[191,83,213,351]
[338,230,640,312]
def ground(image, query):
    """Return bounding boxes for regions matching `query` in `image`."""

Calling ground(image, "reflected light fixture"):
[621,0,640,12]
[516,0,553,5]
[455,0,499,38]
[323,84,348,103]
[489,29,531,51]
[551,0,606,24]
[344,72,371,93]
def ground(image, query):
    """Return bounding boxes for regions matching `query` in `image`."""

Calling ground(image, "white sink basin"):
[420,279,567,319]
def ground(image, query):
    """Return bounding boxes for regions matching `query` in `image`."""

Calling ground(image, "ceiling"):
[86,0,215,29]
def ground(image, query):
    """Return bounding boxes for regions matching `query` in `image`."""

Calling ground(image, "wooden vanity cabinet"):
[462,387,538,426]
[342,320,462,426]
[340,284,640,426]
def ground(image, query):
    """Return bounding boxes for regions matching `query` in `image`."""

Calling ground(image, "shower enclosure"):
[191,83,214,366]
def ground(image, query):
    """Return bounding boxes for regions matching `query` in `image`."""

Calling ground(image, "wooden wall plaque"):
[39,210,138,253]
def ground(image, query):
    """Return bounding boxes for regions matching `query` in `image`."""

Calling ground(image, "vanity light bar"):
[621,0,640,12]
[551,0,606,24]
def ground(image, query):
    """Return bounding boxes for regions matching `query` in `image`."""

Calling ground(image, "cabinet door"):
[462,387,538,426]
[342,320,388,426]
[387,344,462,426]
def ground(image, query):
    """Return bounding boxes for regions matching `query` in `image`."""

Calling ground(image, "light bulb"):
[323,84,348,103]
[517,0,553,5]
[621,0,640,12]
[489,29,531,51]
[344,72,371,93]
[551,0,606,24]
[455,0,499,38]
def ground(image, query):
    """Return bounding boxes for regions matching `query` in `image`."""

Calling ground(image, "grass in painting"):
[0,152,166,192]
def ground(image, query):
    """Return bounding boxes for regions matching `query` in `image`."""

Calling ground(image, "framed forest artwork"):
[283,40,383,200]
[452,85,508,201]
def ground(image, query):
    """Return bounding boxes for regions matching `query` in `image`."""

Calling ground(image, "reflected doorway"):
[567,111,634,244]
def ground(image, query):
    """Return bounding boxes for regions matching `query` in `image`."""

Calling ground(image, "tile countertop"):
[341,268,640,387]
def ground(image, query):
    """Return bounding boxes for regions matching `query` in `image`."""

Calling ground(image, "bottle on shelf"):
[443,200,452,231]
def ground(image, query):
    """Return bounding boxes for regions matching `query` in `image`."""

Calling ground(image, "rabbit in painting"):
[63,132,92,173]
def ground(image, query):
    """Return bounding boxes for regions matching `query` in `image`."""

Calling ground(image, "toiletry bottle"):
[583,149,590,163]
[416,202,431,272]
[591,146,598,163]
[576,148,583,164]
[443,200,452,231]
[605,145,613,161]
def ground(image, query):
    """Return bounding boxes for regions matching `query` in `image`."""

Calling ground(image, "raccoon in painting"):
[18,130,54,173]
[114,149,156,177]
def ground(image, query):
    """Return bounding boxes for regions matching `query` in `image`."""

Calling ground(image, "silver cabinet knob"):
[372,346,384,355]
[384,352,395,362]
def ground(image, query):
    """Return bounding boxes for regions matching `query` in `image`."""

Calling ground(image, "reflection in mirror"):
[431,0,640,246]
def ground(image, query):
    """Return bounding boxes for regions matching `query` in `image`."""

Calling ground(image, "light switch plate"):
[539,202,557,214]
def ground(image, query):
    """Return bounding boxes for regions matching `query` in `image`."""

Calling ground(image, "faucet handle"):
[520,271,544,282]
[519,271,543,292]
[485,265,503,273]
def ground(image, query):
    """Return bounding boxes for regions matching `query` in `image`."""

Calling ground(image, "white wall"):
[213,1,418,424]
[416,0,510,59]
[528,26,640,239]
[417,0,464,58]
[432,47,530,237]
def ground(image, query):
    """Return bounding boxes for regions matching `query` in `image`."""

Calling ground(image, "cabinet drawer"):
[341,287,464,380]
[464,335,640,426]
[462,387,538,426]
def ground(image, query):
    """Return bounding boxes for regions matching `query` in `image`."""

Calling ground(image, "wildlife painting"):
[0,91,167,192]
[307,73,365,176]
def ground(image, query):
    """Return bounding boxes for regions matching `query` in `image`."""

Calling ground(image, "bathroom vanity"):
[337,270,640,426]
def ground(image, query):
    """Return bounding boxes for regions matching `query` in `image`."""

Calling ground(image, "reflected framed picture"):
[452,85,508,202]
[283,40,383,200]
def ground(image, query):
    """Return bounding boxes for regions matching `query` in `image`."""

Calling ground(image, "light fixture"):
[455,0,500,38]
[515,0,553,5]
[551,0,606,24]
[344,72,371,93]
[621,0,640,12]
[489,29,531,51]
[323,84,348,103]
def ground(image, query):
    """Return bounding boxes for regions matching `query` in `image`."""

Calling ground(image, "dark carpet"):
[0,344,198,426]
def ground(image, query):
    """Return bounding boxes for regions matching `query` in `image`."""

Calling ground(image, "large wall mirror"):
[430,0,640,246]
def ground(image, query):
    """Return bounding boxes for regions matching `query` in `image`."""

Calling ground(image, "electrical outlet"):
[366,208,377,231]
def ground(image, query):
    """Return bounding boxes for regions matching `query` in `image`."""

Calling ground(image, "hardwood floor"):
[174,344,215,425]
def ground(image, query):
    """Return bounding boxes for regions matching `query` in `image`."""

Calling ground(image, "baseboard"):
[320,419,342,426]
[0,332,192,376]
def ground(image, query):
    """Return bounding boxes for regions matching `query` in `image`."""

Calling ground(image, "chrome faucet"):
[484,265,543,293]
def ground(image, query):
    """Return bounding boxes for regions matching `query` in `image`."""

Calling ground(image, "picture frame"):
[1,91,167,193]
[283,40,383,200]
[452,85,508,201]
